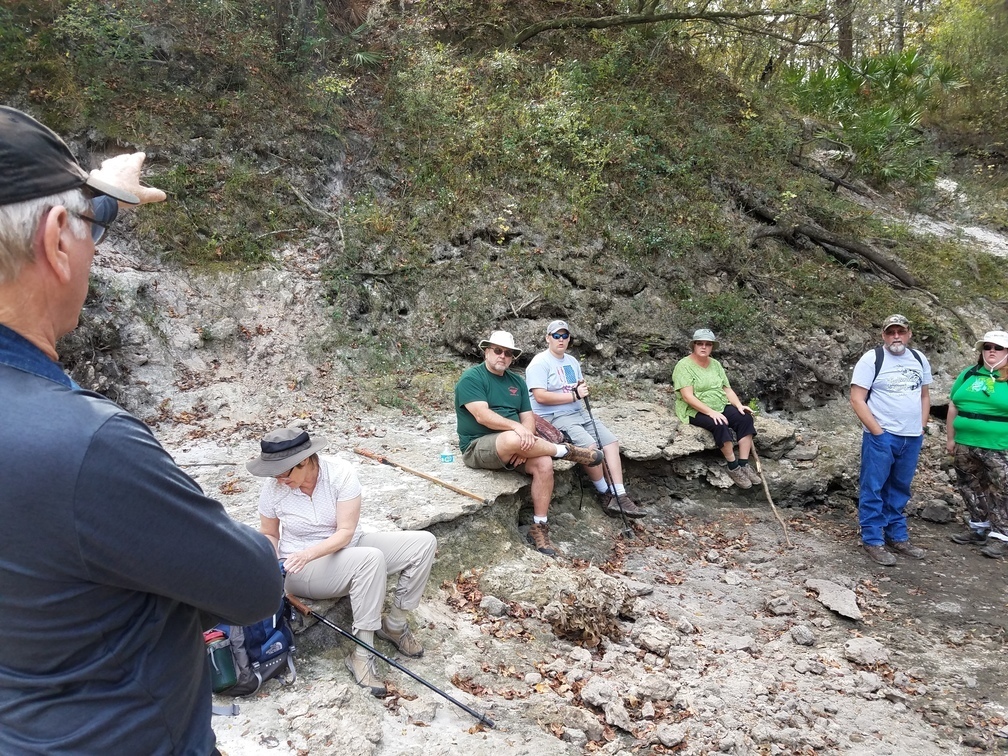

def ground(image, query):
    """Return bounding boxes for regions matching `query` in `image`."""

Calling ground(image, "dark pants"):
[689,405,756,448]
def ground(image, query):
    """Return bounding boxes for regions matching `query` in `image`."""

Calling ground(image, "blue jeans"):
[859,431,923,545]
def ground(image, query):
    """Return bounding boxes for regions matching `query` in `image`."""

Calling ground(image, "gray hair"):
[0,189,90,284]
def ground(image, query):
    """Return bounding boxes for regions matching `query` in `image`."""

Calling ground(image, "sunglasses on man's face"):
[490,346,515,359]
[550,332,570,340]
[70,197,118,244]
[983,343,1007,352]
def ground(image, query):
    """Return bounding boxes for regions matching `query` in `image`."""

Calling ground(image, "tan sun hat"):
[478,330,522,358]
[246,427,328,477]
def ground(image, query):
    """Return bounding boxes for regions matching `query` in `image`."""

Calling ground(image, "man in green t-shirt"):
[455,330,603,556]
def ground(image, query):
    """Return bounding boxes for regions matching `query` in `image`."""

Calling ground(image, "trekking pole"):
[354,447,491,505]
[580,388,634,539]
[286,595,496,729]
[749,448,793,548]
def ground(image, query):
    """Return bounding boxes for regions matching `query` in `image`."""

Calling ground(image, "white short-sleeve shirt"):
[258,455,363,558]
[851,348,932,436]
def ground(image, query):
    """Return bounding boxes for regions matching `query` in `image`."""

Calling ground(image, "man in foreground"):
[0,106,283,754]
[526,319,644,518]
[849,314,932,566]
[455,330,603,556]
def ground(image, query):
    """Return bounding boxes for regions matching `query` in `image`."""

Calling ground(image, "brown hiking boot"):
[726,465,753,489]
[377,618,424,657]
[527,522,556,556]
[862,543,896,566]
[601,493,646,519]
[887,540,925,559]
[563,443,604,467]
[345,651,387,697]
[742,464,762,486]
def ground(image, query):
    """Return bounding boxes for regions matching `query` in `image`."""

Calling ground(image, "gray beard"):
[886,342,906,355]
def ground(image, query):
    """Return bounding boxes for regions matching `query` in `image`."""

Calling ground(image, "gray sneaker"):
[950,528,988,545]
[726,465,753,489]
[863,543,896,566]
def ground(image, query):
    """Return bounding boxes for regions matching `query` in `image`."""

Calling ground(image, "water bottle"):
[440,444,454,464]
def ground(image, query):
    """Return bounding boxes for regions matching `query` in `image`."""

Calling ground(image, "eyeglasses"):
[694,341,713,347]
[490,346,515,359]
[275,460,304,480]
[550,332,570,340]
[69,197,117,244]
[983,343,1006,352]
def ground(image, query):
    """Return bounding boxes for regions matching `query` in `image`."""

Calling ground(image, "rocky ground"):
[74,191,1008,755]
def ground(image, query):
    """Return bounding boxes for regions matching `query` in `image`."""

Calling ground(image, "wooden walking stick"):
[750,448,793,548]
[353,447,492,504]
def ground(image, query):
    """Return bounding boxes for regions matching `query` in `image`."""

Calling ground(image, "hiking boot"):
[377,618,424,658]
[726,465,753,489]
[980,540,1007,559]
[527,522,556,556]
[950,528,988,545]
[601,493,646,519]
[863,543,896,566]
[887,540,925,559]
[563,443,604,467]
[345,652,386,697]
[742,464,763,486]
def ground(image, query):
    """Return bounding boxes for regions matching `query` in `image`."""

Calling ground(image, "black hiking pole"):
[286,595,496,729]
[580,386,634,539]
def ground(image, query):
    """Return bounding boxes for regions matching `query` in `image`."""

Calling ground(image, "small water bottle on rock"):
[440,444,454,464]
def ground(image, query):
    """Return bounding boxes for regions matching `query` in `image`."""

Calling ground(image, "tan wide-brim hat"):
[478,330,522,358]
[246,427,328,477]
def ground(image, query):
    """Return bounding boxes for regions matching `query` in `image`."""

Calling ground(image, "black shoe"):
[950,528,989,545]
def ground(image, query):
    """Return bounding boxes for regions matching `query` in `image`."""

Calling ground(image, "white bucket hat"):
[478,330,522,358]
[975,330,1008,351]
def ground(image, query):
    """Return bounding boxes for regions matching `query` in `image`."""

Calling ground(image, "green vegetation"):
[4,0,1007,409]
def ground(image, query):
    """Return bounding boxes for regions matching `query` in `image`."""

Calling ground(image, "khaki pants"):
[283,531,437,633]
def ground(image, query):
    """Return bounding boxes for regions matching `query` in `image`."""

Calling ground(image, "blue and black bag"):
[206,596,297,697]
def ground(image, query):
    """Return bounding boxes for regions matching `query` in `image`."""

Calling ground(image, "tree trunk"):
[894,0,904,52]
[836,0,854,62]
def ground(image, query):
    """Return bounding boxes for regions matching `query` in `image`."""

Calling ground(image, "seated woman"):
[946,330,1008,558]
[672,329,761,489]
[247,427,437,697]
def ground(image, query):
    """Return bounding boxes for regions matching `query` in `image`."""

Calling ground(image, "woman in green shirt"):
[946,330,1008,558]
[672,329,760,489]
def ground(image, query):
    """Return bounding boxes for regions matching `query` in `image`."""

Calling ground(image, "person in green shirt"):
[455,330,603,557]
[672,329,760,489]
[946,330,1008,558]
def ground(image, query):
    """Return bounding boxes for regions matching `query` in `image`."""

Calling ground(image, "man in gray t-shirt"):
[849,314,932,566]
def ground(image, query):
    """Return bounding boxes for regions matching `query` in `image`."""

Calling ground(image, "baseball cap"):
[546,319,570,335]
[881,314,910,331]
[0,106,140,207]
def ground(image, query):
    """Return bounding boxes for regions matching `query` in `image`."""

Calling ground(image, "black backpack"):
[865,345,924,401]
[205,596,297,697]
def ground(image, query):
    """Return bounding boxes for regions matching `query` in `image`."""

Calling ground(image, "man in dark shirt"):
[0,106,282,754]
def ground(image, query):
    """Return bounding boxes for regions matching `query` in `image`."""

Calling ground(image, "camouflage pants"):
[953,444,1008,534]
